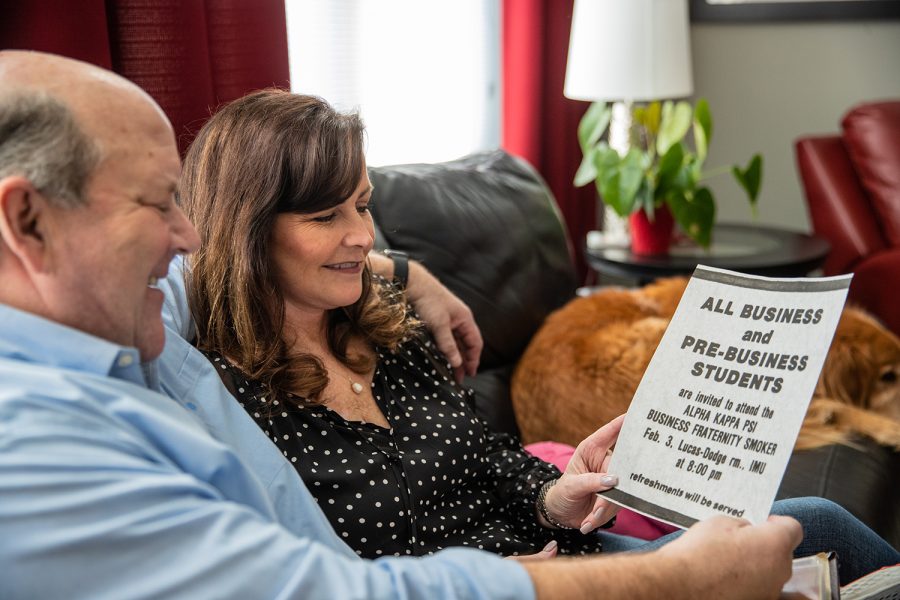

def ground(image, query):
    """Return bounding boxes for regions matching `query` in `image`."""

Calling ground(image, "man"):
[0,50,801,599]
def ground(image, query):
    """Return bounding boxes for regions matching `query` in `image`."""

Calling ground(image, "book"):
[779,553,900,599]
[601,266,851,527]
[782,553,839,600]
[840,563,900,600]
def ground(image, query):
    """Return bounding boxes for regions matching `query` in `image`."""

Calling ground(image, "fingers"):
[433,324,463,373]
[665,515,798,599]
[600,450,613,474]
[436,323,480,384]
[573,415,626,471]
[580,496,619,534]
[564,472,619,495]
[756,516,802,593]
[545,472,619,530]
[507,540,558,563]
[402,259,483,381]
[453,319,483,377]
[445,309,481,383]
[765,515,803,551]
[583,414,626,449]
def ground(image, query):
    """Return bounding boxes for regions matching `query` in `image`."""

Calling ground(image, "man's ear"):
[0,176,52,273]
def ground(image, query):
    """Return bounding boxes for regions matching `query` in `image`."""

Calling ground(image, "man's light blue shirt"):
[0,261,534,599]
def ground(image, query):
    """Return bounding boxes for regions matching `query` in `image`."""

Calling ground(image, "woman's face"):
[270,163,375,320]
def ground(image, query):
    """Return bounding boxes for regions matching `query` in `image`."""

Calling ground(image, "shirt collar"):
[0,303,146,387]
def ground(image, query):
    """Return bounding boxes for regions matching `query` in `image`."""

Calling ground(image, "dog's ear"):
[816,342,872,409]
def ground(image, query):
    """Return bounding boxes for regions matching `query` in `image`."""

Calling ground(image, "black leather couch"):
[369,149,899,549]
[370,150,577,437]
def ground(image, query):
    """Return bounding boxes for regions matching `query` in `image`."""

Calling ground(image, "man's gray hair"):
[0,91,101,207]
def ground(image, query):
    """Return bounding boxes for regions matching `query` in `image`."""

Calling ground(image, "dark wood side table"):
[585,223,831,284]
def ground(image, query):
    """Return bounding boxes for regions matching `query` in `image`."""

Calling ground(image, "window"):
[286,0,500,167]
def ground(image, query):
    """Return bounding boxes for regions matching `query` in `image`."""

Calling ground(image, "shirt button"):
[117,354,135,367]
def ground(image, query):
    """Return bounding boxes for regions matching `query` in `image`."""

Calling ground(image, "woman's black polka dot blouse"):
[204,316,603,559]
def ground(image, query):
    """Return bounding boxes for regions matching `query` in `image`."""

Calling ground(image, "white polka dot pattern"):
[203,302,604,558]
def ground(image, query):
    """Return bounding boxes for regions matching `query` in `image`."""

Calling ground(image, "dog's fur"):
[511,277,900,452]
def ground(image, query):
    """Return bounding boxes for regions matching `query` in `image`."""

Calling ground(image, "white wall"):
[690,20,900,232]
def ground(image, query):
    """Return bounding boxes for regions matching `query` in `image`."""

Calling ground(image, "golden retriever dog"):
[511,277,900,452]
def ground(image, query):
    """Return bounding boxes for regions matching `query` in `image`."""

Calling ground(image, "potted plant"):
[574,99,762,254]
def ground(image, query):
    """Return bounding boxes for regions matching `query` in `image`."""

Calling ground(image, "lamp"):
[564,0,694,244]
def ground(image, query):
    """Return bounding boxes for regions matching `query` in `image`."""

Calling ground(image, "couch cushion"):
[842,101,900,246]
[368,150,577,371]
[777,436,900,549]
[368,150,577,437]
[466,366,520,437]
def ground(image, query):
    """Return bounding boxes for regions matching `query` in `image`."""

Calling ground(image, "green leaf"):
[693,98,712,161]
[633,105,646,130]
[593,143,620,174]
[574,146,598,187]
[668,186,716,248]
[644,100,662,136]
[636,177,655,214]
[732,154,763,207]
[618,148,644,213]
[657,101,692,156]
[582,97,763,235]
[577,102,611,152]
[657,143,685,190]
[594,145,631,217]
[674,158,700,192]
[597,172,622,216]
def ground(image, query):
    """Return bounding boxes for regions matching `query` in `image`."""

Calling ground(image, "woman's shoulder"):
[199,350,264,405]
[371,273,407,306]
[375,321,463,397]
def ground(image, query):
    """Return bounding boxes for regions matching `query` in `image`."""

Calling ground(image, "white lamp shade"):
[564,0,694,102]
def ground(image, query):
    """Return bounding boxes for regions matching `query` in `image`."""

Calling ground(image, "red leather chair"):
[796,101,900,337]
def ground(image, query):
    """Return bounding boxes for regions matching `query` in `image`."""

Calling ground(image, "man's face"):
[41,101,199,361]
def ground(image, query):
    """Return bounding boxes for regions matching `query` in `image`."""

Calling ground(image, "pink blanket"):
[525,441,678,541]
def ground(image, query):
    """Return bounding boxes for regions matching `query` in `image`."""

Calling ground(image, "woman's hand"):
[368,252,482,382]
[403,260,484,383]
[506,540,558,563]
[542,415,625,533]
[404,261,482,382]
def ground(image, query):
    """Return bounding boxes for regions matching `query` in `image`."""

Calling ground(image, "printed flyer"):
[602,266,852,527]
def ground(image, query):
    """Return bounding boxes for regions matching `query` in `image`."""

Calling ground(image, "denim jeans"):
[596,497,900,585]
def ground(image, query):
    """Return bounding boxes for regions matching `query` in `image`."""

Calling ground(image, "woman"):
[180,90,616,559]
[179,90,899,581]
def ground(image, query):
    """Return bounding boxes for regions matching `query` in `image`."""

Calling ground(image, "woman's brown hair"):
[180,89,417,405]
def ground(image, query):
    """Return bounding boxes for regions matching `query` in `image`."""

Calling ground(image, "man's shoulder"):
[0,356,110,401]
[0,354,203,440]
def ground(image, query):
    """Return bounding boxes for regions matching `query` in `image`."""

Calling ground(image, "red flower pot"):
[629,205,675,256]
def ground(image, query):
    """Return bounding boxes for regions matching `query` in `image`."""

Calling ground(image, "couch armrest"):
[795,136,887,275]
[847,247,900,337]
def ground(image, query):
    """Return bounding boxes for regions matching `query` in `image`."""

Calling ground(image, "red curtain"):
[0,0,289,155]
[4,0,590,273]
[502,0,595,281]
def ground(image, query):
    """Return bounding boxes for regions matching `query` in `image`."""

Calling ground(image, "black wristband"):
[537,478,616,531]
[382,249,409,289]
